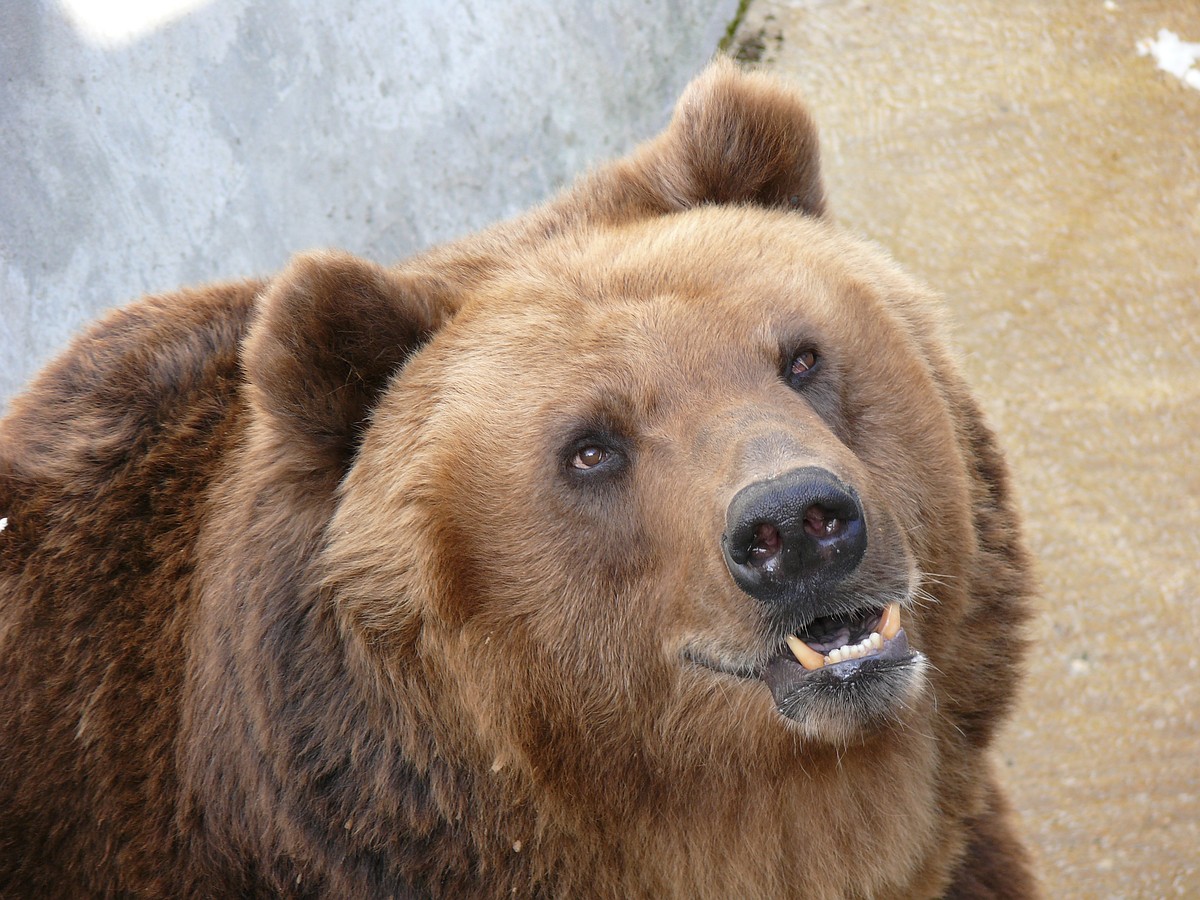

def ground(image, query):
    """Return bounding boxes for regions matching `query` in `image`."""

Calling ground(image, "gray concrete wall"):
[0,0,738,410]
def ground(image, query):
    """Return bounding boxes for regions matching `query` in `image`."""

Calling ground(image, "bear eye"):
[786,348,820,387]
[561,424,629,484]
[572,445,609,470]
[791,349,817,375]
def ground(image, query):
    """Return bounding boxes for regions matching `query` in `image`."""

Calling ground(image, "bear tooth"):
[869,632,883,650]
[828,647,844,664]
[785,634,826,670]
[880,603,902,640]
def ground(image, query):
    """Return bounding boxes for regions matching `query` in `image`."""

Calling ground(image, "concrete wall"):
[0,0,738,410]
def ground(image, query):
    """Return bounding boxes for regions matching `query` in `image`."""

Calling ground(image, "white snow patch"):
[1137,29,1200,91]
[0,518,7,532]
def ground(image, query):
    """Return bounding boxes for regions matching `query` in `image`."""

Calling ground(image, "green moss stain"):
[717,0,753,54]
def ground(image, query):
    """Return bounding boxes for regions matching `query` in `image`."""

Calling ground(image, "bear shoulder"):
[1,280,260,488]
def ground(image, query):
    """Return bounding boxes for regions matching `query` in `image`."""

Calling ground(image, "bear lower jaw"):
[765,633,928,736]
[764,628,920,709]
[682,606,925,732]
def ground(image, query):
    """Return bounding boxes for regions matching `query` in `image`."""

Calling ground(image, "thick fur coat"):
[0,61,1037,898]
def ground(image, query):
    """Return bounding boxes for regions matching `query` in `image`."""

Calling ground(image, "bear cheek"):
[847,384,977,651]
[424,452,662,663]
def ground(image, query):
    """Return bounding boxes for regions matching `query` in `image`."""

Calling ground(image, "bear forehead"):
[439,205,923,381]
[499,205,866,310]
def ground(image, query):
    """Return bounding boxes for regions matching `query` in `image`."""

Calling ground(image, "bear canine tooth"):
[880,603,902,640]
[785,634,826,670]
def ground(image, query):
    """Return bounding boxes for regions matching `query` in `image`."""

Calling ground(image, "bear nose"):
[721,467,867,606]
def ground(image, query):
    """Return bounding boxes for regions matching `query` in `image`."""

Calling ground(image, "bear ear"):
[243,251,449,475]
[651,57,826,217]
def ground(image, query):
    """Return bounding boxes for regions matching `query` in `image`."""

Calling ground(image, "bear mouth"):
[762,602,920,718]
[779,602,902,671]
[684,601,922,724]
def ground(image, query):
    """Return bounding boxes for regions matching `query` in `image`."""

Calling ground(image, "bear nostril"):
[748,523,782,567]
[802,504,844,539]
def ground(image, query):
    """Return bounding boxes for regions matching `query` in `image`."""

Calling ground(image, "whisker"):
[918,571,959,585]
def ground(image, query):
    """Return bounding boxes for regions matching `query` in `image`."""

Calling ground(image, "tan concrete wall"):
[733,1,1199,895]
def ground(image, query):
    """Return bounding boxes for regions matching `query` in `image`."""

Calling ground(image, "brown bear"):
[0,60,1037,898]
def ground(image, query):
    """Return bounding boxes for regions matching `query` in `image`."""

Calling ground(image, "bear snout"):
[721,466,867,612]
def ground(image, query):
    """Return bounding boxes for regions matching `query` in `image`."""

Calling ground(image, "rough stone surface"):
[0,0,738,410]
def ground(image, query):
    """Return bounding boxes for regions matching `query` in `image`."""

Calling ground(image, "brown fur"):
[0,60,1036,898]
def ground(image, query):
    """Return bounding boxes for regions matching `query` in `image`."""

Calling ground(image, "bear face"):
[0,61,1035,898]
[328,207,966,766]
